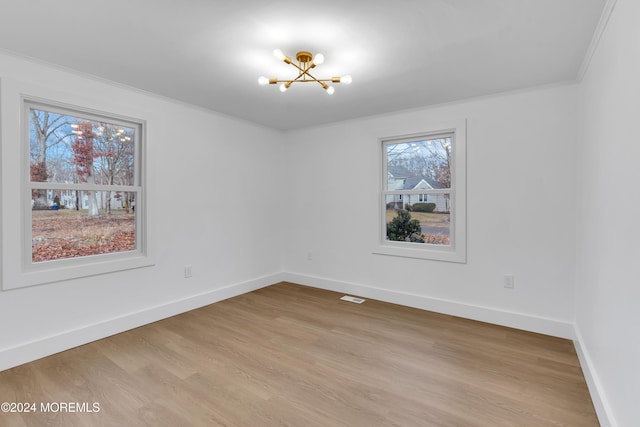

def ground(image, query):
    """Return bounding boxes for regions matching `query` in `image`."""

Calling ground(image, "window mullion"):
[384,189,450,196]
[29,182,141,192]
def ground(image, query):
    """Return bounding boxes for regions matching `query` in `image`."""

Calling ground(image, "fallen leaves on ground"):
[32,211,135,262]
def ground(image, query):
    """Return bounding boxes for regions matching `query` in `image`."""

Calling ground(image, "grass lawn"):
[386,209,450,226]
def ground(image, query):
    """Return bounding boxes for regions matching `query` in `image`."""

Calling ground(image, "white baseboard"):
[283,272,575,339]
[0,272,285,372]
[573,326,617,427]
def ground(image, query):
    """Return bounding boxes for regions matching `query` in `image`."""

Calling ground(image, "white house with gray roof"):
[387,166,450,213]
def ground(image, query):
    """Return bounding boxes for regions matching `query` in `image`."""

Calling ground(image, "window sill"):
[2,253,155,291]
[373,243,466,263]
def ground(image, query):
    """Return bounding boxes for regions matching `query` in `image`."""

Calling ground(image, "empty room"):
[0,0,637,426]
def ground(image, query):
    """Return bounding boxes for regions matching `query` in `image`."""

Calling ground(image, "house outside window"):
[376,120,466,263]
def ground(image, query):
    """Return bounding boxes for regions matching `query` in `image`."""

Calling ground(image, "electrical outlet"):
[307,250,313,261]
[184,265,192,278]
[504,274,514,289]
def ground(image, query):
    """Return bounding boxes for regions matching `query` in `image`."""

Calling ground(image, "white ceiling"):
[0,0,605,130]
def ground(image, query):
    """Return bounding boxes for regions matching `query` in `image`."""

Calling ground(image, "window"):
[376,120,466,262]
[5,98,150,289]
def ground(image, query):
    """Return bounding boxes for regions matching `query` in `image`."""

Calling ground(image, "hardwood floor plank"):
[0,282,599,426]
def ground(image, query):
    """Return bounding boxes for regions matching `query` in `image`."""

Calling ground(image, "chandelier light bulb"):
[326,86,335,95]
[273,49,285,61]
[258,76,269,86]
[279,83,288,92]
[313,53,325,65]
[341,75,352,85]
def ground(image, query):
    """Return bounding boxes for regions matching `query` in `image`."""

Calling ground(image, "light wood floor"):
[0,282,598,426]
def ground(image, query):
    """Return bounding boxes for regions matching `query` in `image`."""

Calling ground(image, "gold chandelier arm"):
[300,70,331,88]
[293,68,310,82]
[268,77,341,84]
[284,62,321,84]
[288,61,308,75]
[271,79,334,83]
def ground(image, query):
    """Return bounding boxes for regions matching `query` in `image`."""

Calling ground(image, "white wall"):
[283,84,580,338]
[0,52,285,370]
[576,0,640,426]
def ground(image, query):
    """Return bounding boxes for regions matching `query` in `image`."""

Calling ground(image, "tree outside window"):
[28,102,141,263]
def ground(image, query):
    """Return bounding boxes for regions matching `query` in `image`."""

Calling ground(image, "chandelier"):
[258,49,352,95]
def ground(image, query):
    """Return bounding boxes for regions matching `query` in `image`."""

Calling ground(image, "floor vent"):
[340,295,365,304]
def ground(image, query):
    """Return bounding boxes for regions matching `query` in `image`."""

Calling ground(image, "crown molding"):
[578,0,618,81]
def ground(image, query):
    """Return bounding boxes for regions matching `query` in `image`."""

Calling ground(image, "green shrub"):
[411,202,436,213]
[386,209,425,243]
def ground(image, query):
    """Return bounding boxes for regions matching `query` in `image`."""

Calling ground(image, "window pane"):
[385,194,450,246]
[386,137,452,191]
[32,190,136,263]
[29,108,136,186]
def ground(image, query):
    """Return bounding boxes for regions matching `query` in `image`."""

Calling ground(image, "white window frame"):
[375,119,466,263]
[2,94,151,290]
